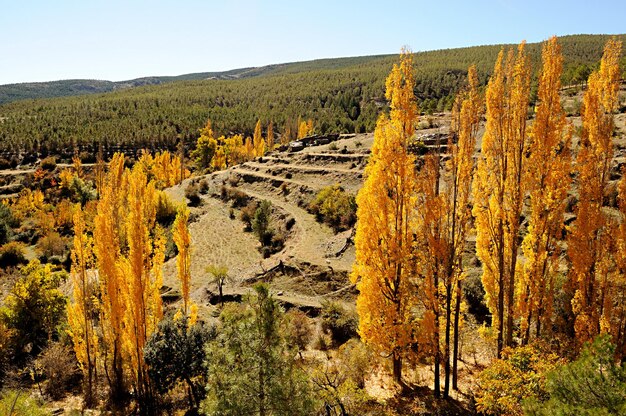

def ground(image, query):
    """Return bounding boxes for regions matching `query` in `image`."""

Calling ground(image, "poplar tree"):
[253,119,266,157]
[350,50,419,386]
[568,38,622,346]
[519,37,571,344]
[472,42,531,357]
[67,207,99,406]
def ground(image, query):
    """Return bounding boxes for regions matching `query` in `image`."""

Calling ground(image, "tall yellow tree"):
[172,204,197,322]
[472,42,531,357]
[519,37,572,344]
[351,50,419,386]
[568,38,622,346]
[267,121,275,151]
[448,65,483,392]
[253,119,266,157]
[415,66,482,398]
[67,206,99,406]
[93,153,127,400]
[119,167,165,407]
[92,152,167,407]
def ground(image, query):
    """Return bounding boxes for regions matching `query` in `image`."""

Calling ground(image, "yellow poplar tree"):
[172,204,197,323]
[119,167,165,406]
[472,42,531,357]
[448,65,483,391]
[267,121,275,151]
[93,153,127,399]
[519,37,572,344]
[253,119,266,157]
[568,38,622,346]
[67,206,99,406]
[351,50,419,386]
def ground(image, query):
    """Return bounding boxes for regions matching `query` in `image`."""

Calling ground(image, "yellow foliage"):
[351,50,419,384]
[568,38,622,346]
[472,42,531,354]
[519,37,571,342]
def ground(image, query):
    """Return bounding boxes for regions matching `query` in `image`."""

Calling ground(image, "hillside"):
[0,34,624,162]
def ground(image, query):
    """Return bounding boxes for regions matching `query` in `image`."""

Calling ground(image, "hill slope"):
[0,34,624,160]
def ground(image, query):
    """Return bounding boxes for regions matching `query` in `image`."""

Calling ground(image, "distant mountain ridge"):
[1,34,624,105]
[0,55,394,105]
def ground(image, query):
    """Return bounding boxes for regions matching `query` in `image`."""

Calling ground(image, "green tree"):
[144,315,215,409]
[192,120,218,172]
[253,200,273,246]
[525,335,626,416]
[202,284,315,416]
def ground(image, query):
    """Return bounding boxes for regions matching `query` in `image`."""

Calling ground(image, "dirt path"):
[234,184,352,272]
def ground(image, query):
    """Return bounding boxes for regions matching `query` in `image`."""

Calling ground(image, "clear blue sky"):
[1,0,624,85]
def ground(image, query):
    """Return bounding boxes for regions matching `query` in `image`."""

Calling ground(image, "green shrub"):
[145,315,215,408]
[320,301,358,346]
[0,390,48,416]
[525,335,626,416]
[309,185,356,232]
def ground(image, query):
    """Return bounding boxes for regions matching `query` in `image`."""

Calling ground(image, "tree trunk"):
[444,286,452,398]
[452,279,462,390]
[392,353,403,387]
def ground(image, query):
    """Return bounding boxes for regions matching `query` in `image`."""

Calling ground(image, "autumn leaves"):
[351,37,623,397]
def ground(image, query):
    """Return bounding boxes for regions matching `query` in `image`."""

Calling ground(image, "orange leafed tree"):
[172,204,197,322]
[93,153,127,400]
[67,206,99,406]
[519,37,572,344]
[351,50,419,386]
[91,152,167,407]
[253,119,266,157]
[472,42,531,357]
[267,121,275,151]
[447,65,483,392]
[568,38,622,346]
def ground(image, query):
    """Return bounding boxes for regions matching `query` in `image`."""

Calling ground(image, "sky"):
[1,0,625,85]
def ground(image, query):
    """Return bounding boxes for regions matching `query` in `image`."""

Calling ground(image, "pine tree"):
[350,50,419,386]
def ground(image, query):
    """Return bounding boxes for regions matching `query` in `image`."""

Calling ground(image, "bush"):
[145,315,215,408]
[0,261,67,359]
[525,335,626,416]
[285,309,312,357]
[309,185,356,232]
[40,156,57,171]
[35,342,80,400]
[239,201,258,232]
[185,183,201,206]
[156,191,177,225]
[320,301,358,346]
[198,179,210,194]
[475,344,561,416]
[0,390,48,416]
[36,231,66,258]
[0,242,27,268]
